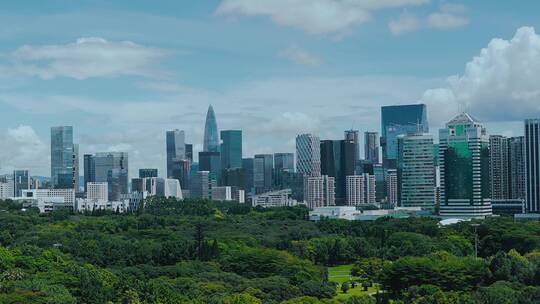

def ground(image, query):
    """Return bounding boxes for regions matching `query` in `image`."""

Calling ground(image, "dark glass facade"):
[320,140,355,205]
[220,130,242,169]
[381,104,428,168]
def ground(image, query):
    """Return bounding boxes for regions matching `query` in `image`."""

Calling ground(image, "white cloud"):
[1,37,167,80]
[422,26,540,127]
[216,0,429,35]
[428,3,468,29]
[389,11,420,35]
[427,12,468,29]
[0,125,48,174]
[278,45,322,66]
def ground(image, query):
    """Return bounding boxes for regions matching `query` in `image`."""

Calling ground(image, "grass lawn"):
[328,264,378,301]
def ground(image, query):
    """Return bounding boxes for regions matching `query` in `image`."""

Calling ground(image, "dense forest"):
[0,198,540,303]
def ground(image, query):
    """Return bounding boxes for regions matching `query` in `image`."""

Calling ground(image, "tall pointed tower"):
[203,105,219,152]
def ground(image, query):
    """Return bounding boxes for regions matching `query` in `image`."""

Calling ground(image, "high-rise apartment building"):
[304,175,335,208]
[364,131,380,164]
[346,174,376,206]
[489,135,509,200]
[525,119,540,212]
[320,140,355,205]
[51,126,78,190]
[397,134,435,209]
[386,169,398,206]
[296,134,321,177]
[381,104,428,169]
[203,105,219,152]
[344,130,360,161]
[508,136,526,200]
[439,113,492,218]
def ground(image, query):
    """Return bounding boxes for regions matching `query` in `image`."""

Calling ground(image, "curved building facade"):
[203,105,219,152]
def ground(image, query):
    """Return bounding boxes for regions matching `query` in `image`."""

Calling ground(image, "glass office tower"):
[525,119,540,212]
[397,133,435,209]
[439,113,492,218]
[381,104,428,169]
[220,130,242,169]
[51,126,76,189]
[203,105,219,152]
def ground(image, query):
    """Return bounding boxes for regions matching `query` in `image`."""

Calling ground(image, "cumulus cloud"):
[389,11,420,35]
[278,45,322,66]
[1,37,167,80]
[0,125,48,174]
[422,26,540,126]
[216,0,429,35]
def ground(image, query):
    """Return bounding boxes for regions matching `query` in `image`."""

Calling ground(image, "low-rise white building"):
[76,199,128,213]
[252,189,297,208]
[14,189,75,213]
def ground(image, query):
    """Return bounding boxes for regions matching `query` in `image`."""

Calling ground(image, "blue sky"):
[1,0,539,176]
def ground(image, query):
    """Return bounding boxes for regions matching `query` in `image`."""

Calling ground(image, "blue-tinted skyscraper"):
[51,126,77,189]
[166,129,186,178]
[220,130,242,169]
[381,104,428,169]
[203,105,219,152]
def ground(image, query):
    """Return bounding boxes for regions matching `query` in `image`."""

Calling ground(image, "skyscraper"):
[83,154,95,193]
[364,131,380,164]
[489,135,509,200]
[166,129,186,178]
[304,175,335,208]
[296,134,321,177]
[320,140,355,205]
[199,151,221,184]
[397,133,435,209]
[220,130,242,169]
[242,158,254,194]
[525,119,540,212]
[87,152,129,201]
[386,169,398,207]
[346,174,376,206]
[381,104,428,169]
[13,170,30,197]
[51,126,78,189]
[439,113,492,218]
[274,153,294,188]
[344,130,360,161]
[508,136,526,200]
[254,154,274,194]
[203,105,219,152]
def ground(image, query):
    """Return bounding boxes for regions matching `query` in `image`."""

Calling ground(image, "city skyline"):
[1,1,540,176]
